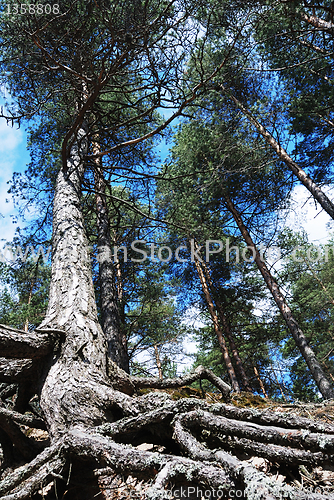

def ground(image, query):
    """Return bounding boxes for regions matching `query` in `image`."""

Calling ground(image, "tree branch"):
[131,365,231,399]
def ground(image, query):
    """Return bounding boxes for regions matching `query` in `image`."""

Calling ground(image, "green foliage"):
[0,258,50,330]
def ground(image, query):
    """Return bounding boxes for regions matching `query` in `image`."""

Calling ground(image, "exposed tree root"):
[0,358,36,383]
[2,380,334,499]
[131,365,231,399]
[0,407,46,430]
[0,325,55,359]
[0,442,64,497]
[172,414,334,500]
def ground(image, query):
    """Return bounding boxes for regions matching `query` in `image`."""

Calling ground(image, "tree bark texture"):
[223,193,334,400]
[93,147,129,373]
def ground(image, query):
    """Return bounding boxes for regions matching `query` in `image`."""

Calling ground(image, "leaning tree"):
[1,1,334,499]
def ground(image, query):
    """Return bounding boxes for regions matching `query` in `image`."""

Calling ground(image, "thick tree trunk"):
[218,84,334,221]
[192,252,240,392]
[200,259,252,392]
[93,150,129,373]
[224,193,334,400]
[38,128,133,439]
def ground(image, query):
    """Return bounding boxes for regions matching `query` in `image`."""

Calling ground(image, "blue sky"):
[0,103,333,250]
[0,117,30,245]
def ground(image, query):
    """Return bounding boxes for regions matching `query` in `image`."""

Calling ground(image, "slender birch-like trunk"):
[224,193,334,400]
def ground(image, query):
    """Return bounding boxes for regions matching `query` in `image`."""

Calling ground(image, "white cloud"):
[285,184,334,244]
[0,117,27,244]
[0,120,23,153]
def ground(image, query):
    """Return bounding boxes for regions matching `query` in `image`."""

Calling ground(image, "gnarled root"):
[2,391,334,499]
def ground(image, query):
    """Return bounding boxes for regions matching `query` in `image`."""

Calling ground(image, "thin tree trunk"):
[192,254,240,392]
[115,255,128,355]
[253,365,268,398]
[224,193,334,400]
[93,140,129,373]
[24,256,41,332]
[270,362,287,402]
[200,259,252,392]
[154,344,163,380]
[218,83,334,220]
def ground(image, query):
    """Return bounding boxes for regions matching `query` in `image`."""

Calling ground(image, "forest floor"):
[4,388,334,499]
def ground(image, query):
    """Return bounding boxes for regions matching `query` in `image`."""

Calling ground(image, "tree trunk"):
[192,252,240,392]
[38,128,133,439]
[218,83,334,221]
[253,365,269,398]
[200,258,252,392]
[93,143,129,373]
[154,344,163,380]
[224,193,334,400]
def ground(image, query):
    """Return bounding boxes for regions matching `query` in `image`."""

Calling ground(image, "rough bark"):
[131,364,231,398]
[0,325,54,359]
[37,128,134,439]
[154,344,163,380]
[223,193,334,400]
[0,358,36,383]
[93,141,129,373]
[1,133,334,500]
